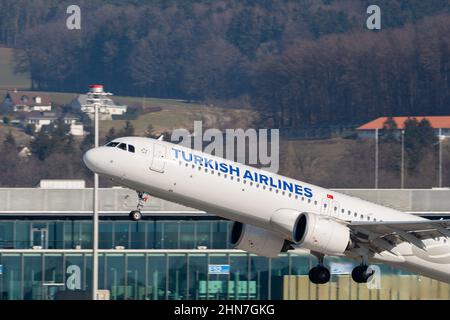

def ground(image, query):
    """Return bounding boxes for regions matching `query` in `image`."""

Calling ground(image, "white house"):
[25,111,57,131]
[70,124,84,136]
[24,112,84,135]
[1,90,52,112]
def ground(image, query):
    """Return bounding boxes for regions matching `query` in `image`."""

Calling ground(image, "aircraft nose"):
[83,148,102,173]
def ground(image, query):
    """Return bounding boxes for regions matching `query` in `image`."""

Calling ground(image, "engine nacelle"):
[230,222,291,258]
[270,209,305,243]
[295,212,351,255]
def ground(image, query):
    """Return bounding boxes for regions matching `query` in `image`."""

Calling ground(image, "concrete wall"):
[0,187,449,215]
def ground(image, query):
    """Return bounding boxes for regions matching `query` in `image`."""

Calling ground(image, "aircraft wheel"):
[351,265,374,283]
[129,210,142,221]
[308,265,331,284]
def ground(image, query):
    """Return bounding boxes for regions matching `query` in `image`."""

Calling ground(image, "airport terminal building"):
[0,184,449,300]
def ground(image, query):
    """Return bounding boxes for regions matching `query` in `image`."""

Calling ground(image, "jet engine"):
[295,212,351,255]
[230,222,292,258]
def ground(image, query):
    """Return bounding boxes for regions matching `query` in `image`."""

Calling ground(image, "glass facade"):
[0,217,448,300]
[0,250,436,301]
[0,219,231,250]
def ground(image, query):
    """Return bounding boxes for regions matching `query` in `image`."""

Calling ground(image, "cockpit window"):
[106,142,120,147]
[105,141,135,153]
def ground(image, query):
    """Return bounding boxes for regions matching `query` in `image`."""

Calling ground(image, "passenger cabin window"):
[128,145,135,153]
[118,143,127,151]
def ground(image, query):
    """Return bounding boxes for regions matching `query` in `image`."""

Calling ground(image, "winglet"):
[157,134,164,141]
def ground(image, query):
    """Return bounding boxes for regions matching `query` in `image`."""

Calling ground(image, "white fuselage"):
[84,137,450,283]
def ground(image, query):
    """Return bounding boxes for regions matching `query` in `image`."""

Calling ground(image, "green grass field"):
[100,108,204,136]
[0,47,31,90]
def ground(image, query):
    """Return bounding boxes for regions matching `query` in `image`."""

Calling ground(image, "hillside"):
[0,47,30,90]
[0,123,31,146]
[0,1,448,129]
[0,1,448,188]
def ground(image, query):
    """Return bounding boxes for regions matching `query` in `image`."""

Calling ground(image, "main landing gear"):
[308,254,331,284]
[308,254,375,284]
[351,264,375,283]
[129,191,149,221]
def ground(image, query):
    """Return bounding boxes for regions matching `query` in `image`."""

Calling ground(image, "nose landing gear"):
[129,210,142,221]
[129,191,149,221]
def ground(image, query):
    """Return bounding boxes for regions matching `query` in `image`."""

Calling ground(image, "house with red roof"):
[1,89,52,112]
[356,116,450,139]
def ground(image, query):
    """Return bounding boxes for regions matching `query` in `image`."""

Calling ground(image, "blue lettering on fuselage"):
[259,174,269,185]
[283,181,294,193]
[173,148,181,159]
[219,163,228,173]
[304,188,313,198]
[194,155,203,166]
[204,158,215,170]
[294,184,303,196]
[229,165,240,177]
[182,151,192,162]
[172,147,314,198]
[243,170,254,181]
[269,177,277,188]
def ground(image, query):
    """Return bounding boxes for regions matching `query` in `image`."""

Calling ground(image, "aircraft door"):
[150,143,166,173]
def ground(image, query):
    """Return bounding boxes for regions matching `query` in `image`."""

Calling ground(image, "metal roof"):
[357,116,450,130]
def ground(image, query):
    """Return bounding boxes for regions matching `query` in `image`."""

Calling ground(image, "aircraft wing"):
[348,219,450,251]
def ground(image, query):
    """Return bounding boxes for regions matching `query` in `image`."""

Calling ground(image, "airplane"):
[83,136,450,284]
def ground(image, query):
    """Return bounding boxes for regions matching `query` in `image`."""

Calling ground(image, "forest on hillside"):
[0,0,449,128]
